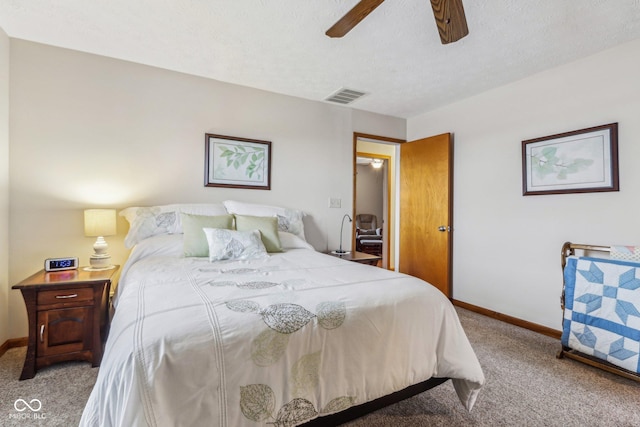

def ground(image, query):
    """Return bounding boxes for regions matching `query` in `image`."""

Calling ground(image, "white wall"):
[7,39,405,338]
[0,27,9,346]
[408,38,640,329]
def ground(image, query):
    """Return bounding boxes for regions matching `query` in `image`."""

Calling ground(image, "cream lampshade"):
[84,209,117,271]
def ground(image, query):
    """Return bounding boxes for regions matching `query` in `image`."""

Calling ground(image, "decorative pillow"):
[182,213,234,257]
[120,203,228,248]
[234,215,282,253]
[278,232,315,250]
[203,228,268,262]
[222,200,306,241]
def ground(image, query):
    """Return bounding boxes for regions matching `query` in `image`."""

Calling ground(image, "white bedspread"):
[81,235,484,426]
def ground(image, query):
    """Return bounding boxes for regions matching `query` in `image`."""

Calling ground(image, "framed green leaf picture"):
[205,134,271,190]
[522,123,618,195]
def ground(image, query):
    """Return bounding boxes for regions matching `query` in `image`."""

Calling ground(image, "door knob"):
[438,226,450,232]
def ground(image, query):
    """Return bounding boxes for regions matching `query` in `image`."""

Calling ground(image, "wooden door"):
[37,307,93,357]
[399,133,453,297]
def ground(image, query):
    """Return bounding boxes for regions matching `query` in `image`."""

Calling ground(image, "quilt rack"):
[558,242,640,382]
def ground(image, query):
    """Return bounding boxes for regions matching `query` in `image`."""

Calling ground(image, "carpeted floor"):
[1,307,639,426]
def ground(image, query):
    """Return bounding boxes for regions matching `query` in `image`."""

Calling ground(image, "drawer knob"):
[55,294,78,299]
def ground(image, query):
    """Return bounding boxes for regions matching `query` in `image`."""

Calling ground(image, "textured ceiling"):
[1,1,640,118]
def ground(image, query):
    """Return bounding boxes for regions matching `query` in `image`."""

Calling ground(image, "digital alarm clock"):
[44,257,79,272]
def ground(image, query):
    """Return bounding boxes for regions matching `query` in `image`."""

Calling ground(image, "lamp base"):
[85,253,114,271]
[83,265,116,272]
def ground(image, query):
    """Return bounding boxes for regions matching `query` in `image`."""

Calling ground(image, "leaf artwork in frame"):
[205,133,272,190]
[522,123,619,195]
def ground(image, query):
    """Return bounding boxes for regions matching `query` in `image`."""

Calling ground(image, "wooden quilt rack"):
[558,242,640,382]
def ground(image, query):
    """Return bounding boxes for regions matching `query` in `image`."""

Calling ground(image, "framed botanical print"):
[205,134,271,190]
[522,123,618,195]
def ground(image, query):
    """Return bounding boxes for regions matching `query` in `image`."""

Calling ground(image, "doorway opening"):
[352,133,404,270]
[355,154,390,267]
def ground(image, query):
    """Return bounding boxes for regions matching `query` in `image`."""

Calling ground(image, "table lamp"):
[84,209,117,271]
[331,214,352,255]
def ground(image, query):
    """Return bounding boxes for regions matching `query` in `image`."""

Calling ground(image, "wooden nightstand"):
[328,251,381,266]
[12,266,119,380]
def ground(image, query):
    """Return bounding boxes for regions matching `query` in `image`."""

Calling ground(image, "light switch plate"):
[329,197,341,208]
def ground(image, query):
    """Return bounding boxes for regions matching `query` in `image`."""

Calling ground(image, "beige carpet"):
[1,307,639,426]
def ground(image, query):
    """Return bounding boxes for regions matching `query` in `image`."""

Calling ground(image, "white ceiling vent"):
[324,88,368,105]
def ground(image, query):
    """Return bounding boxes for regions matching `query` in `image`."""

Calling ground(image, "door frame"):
[352,133,405,269]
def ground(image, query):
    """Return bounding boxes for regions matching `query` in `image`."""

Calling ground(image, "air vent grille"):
[325,88,368,105]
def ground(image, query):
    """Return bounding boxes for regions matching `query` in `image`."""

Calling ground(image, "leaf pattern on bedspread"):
[227,300,346,367]
[251,329,291,366]
[240,384,276,422]
[291,352,320,397]
[272,398,318,427]
[261,303,316,334]
[234,298,352,424]
[208,280,280,289]
[209,281,239,287]
[199,267,262,275]
[240,353,356,426]
[320,396,356,415]
[226,300,261,313]
[208,278,314,290]
[316,301,346,330]
[239,281,280,289]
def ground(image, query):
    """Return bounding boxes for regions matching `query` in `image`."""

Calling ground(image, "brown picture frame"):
[522,123,619,196]
[205,133,271,190]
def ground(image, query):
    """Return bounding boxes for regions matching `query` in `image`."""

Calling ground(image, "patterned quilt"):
[562,256,640,373]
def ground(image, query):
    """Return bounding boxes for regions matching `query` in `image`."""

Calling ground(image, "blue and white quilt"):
[562,256,640,373]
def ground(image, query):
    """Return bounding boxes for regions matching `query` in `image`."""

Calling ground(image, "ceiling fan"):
[326,0,469,44]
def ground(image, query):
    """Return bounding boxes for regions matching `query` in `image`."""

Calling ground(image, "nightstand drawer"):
[37,288,94,306]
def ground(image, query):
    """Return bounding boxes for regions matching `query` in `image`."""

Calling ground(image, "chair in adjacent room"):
[355,213,383,256]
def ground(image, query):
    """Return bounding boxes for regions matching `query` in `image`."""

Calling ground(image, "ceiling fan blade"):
[430,0,469,44]
[326,0,386,38]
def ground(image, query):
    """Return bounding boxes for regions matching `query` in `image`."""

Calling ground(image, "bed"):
[80,202,484,426]
[559,242,640,382]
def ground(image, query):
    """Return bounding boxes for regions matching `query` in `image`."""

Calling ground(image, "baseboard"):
[0,337,28,358]
[452,299,562,339]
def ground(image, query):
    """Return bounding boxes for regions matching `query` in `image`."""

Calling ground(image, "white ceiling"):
[2,1,640,119]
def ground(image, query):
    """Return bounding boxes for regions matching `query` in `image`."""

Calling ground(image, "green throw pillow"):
[182,213,234,257]
[234,215,283,253]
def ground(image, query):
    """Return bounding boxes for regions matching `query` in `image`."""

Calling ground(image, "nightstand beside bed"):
[328,250,381,266]
[12,266,119,380]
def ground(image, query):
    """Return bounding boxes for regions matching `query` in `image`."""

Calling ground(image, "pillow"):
[182,213,234,257]
[234,215,282,253]
[222,200,306,241]
[278,232,315,250]
[120,203,228,248]
[203,228,268,262]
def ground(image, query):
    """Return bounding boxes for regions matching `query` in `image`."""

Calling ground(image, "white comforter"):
[81,235,484,426]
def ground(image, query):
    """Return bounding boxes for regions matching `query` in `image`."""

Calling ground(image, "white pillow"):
[203,228,268,262]
[120,203,228,248]
[222,200,306,241]
[278,232,314,250]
